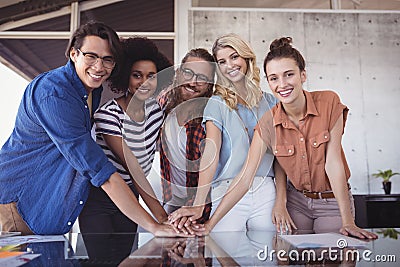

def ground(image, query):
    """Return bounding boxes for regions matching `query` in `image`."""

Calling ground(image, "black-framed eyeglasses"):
[180,67,211,85]
[77,48,116,69]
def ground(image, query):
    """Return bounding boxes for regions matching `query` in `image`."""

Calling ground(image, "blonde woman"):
[169,34,278,232]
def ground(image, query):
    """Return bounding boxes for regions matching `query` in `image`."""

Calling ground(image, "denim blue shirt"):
[0,60,116,234]
[202,92,278,184]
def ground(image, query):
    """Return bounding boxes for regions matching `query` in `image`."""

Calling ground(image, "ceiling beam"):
[0,31,175,39]
[0,0,123,31]
[330,0,342,9]
[0,0,21,9]
[70,1,80,33]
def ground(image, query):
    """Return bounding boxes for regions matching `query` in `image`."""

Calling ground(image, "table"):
[2,228,399,266]
[354,194,400,228]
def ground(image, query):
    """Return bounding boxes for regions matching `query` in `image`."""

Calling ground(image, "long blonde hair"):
[212,33,261,110]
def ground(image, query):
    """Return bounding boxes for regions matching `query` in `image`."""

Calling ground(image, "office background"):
[0,0,399,197]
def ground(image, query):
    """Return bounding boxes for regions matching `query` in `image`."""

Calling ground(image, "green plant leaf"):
[372,169,400,182]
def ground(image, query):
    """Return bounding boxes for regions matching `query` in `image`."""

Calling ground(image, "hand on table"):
[340,224,378,239]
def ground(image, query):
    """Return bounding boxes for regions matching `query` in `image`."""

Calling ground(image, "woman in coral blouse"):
[203,37,377,239]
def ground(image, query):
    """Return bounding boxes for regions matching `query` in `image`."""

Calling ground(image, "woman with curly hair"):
[79,36,174,235]
[169,34,278,232]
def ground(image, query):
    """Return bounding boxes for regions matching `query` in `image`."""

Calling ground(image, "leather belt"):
[302,190,335,199]
[297,183,350,199]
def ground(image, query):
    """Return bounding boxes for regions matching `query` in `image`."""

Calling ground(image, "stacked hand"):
[168,206,205,234]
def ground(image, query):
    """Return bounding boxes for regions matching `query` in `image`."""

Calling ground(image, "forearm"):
[193,169,215,207]
[326,163,354,226]
[325,114,355,226]
[121,142,168,222]
[193,142,220,207]
[207,169,252,230]
[193,121,221,207]
[273,159,287,207]
[138,187,168,223]
[102,172,159,233]
[208,132,265,230]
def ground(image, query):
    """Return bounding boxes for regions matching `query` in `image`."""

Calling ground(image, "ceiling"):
[0,0,174,80]
[0,0,399,81]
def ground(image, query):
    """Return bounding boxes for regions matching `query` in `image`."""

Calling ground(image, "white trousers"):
[210,176,276,232]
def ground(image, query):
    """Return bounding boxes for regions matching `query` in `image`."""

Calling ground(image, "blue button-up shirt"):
[202,92,278,183]
[0,60,116,234]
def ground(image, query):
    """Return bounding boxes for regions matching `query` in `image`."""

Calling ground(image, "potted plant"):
[376,228,400,240]
[372,169,399,194]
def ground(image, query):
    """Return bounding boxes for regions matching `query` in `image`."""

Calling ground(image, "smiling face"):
[70,35,114,93]
[177,56,214,101]
[265,57,306,105]
[128,60,158,102]
[215,46,247,85]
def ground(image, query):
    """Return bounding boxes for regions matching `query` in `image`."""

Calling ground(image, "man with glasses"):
[0,21,193,237]
[157,48,216,230]
[180,67,211,85]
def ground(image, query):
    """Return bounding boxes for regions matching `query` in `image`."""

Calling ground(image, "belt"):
[295,183,351,199]
[301,190,335,199]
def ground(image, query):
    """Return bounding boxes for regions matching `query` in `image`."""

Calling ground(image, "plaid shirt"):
[158,91,211,223]
[160,120,212,223]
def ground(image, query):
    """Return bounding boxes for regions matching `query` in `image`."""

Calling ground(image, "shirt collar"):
[65,59,103,100]
[66,59,87,99]
[273,90,319,126]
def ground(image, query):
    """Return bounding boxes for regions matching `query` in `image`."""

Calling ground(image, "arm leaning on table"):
[325,114,377,239]
[271,159,297,233]
[101,172,197,237]
[101,133,169,224]
[168,121,222,229]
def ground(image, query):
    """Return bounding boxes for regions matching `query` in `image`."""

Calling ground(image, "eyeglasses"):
[77,48,116,69]
[180,67,211,85]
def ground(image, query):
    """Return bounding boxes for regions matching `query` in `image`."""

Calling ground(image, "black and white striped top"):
[94,98,164,185]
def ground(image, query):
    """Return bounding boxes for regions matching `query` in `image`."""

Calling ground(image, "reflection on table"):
[6,228,399,266]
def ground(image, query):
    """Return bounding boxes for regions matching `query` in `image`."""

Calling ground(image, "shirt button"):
[313,142,317,146]
[300,137,304,142]
[274,150,278,154]
[324,135,328,139]
[84,105,88,109]
[83,95,88,99]
[79,201,84,205]
[302,155,306,159]
[67,221,72,226]
[288,149,292,153]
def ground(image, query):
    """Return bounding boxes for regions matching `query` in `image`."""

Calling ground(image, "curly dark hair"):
[108,36,173,94]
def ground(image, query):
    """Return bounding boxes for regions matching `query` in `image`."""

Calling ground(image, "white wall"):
[189,8,400,194]
[0,62,27,147]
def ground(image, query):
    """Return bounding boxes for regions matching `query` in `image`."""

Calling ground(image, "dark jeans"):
[78,185,138,234]
[78,185,139,262]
